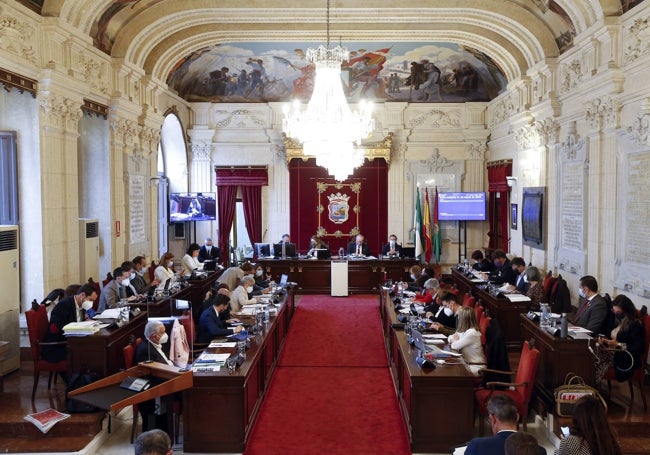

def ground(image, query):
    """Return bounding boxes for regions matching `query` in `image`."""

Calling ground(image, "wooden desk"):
[183,290,295,453]
[520,315,595,413]
[258,258,417,294]
[451,269,529,347]
[380,291,475,453]
[67,312,147,377]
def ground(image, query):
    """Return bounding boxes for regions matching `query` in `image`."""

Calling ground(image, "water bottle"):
[463,257,470,273]
[263,305,270,323]
[338,247,345,258]
[540,303,551,329]
[560,313,568,338]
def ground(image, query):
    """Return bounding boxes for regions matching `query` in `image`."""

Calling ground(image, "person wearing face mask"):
[98,266,137,312]
[41,283,98,364]
[430,293,460,335]
[572,275,608,334]
[381,234,403,258]
[155,252,177,289]
[253,265,270,288]
[426,290,457,329]
[181,243,201,277]
[198,237,220,263]
[470,249,495,272]
[594,295,645,385]
[481,249,517,286]
[197,294,243,343]
[131,255,160,294]
[306,235,330,258]
[121,260,147,300]
[403,264,422,292]
[230,276,260,313]
[523,266,544,311]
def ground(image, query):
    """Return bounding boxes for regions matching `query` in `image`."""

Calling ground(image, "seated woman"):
[155,252,177,290]
[554,395,621,455]
[403,265,422,292]
[595,295,645,385]
[448,306,486,375]
[230,275,259,313]
[524,266,544,311]
[306,235,329,258]
[471,249,495,273]
[181,243,201,277]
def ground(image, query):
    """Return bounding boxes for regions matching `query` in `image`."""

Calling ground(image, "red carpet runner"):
[245,295,411,454]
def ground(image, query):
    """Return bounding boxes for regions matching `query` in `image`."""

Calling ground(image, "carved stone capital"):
[39,94,82,131]
[515,118,559,150]
[139,126,161,155]
[466,141,487,160]
[110,118,139,146]
[190,142,211,161]
[585,96,622,132]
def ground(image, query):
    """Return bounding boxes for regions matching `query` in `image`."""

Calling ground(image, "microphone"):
[262,228,268,241]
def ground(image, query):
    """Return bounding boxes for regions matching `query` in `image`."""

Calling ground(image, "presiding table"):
[258,257,417,294]
[379,290,475,453]
[183,289,295,453]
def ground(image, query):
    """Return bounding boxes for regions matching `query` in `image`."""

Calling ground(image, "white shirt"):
[449,328,486,374]
[230,285,257,313]
[151,340,173,366]
[181,253,200,277]
[155,265,174,290]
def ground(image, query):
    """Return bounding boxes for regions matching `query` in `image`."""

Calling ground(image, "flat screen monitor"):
[175,299,189,310]
[437,192,486,221]
[169,192,216,222]
[254,242,271,257]
[273,242,296,258]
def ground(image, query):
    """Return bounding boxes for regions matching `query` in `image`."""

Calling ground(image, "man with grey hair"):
[198,237,220,263]
[465,394,545,455]
[230,275,260,313]
[134,429,172,455]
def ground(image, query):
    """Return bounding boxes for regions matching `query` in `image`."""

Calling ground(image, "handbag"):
[554,372,607,417]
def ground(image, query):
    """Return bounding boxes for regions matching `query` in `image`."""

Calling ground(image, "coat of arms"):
[327,192,350,224]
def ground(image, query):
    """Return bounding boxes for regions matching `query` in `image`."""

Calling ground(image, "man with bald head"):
[347,234,370,257]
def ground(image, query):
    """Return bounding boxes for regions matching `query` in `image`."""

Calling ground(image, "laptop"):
[175,299,189,310]
[315,248,331,259]
[203,260,217,272]
[411,329,460,359]
[279,273,288,287]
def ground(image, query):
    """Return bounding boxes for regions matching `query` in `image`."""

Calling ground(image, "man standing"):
[465,394,545,455]
[198,237,220,263]
[573,275,608,333]
[347,234,370,257]
[41,283,98,363]
[98,266,136,312]
[381,234,403,257]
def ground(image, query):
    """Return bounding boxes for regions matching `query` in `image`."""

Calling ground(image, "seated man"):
[430,292,460,335]
[198,237,220,263]
[347,234,370,257]
[573,275,608,333]
[426,290,457,328]
[197,294,243,343]
[230,276,260,313]
[471,249,495,272]
[98,266,137,311]
[131,255,160,294]
[465,394,545,455]
[215,262,254,291]
[482,249,517,286]
[381,234,403,257]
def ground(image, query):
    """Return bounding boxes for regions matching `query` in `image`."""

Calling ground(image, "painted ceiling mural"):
[167,42,509,103]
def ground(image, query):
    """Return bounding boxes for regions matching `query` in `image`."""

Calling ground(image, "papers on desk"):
[192,353,229,372]
[403,290,416,297]
[471,278,486,283]
[453,446,467,455]
[504,294,531,303]
[94,308,121,319]
[63,321,106,336]
[422,333,447,339]
[209,341,236,348]
[197,353,230,362]
[424,339,445,345]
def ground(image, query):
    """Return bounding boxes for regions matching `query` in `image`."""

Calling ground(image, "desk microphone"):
[143,296,153,364]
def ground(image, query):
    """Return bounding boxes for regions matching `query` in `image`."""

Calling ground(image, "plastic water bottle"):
[338,247,345,258]
[540,303,551,328]
[263,305,270,323]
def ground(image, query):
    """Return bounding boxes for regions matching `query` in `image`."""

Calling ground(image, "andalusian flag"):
[423,187,432,263]
[413,186,423,260]
[433,186,442,263]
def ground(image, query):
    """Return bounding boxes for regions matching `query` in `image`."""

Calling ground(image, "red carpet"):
[279,295,388,367]
[245,295,410,455]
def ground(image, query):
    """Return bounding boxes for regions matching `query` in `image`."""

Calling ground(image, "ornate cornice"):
[623,16,650,64]
[0,68,36,96]
[515,118,560,150]
[39,94,82,131]
[584,95,622,132]
[213,109,265,129]
[283,133,393,165]
[408,109,461,129]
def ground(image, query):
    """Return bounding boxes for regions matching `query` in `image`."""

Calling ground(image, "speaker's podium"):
[67,362,193,413]
[331,259,348,296]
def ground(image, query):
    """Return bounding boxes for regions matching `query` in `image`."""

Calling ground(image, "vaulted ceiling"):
[29,0,645,87]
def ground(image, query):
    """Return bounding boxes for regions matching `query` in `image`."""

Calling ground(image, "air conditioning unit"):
[79,218,99,283]
[0,225,20,375]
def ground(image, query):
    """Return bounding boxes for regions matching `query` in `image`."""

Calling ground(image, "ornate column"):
[38,92,83,290]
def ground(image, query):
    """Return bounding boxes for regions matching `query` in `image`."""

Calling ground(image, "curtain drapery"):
[241,185,262,250]
[487,162,512,252]
[217,185,237,267]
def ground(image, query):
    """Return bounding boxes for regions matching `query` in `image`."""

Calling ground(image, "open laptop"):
[175,299,190,310]
[203,260,217,272]
[412,329,460,359]
[315,248,331,259]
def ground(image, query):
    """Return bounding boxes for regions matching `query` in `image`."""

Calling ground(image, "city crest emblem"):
[327,192,350,224]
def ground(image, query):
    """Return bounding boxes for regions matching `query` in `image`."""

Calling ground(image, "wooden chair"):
[25,305,68,401]
[475,341,540,434]
[603,312,650,410]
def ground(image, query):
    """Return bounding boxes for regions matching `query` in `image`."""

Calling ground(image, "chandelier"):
[282,0,374,181]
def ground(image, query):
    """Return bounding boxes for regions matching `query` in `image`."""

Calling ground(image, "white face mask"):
[523,275,529,283]
[578,288,586,299]
[81,300,93,311]
[158,333,169,345]
[256,270,263,277]
[246,286,254,293]
[121,277,131,287]
[130,272,136,280]
[138,269,146,276]
[443,307,453,317]
[168,261,174,267]
[410,274,416,280]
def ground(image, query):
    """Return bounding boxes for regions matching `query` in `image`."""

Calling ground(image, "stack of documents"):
[191,352,230,372]
[504,294,531,302]
[63,321,105,336]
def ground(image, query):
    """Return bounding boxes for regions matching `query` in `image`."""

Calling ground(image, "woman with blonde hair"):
[448,306,486,375]
[155,252,176,286]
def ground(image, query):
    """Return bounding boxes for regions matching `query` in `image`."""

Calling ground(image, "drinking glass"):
[226,357,236,373]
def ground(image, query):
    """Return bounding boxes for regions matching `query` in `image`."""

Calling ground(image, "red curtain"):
[217,185,237,267]
[487,162,512,252]
[241,185,262,247]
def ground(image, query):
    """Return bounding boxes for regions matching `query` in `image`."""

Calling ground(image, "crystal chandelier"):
[282,0,374,181]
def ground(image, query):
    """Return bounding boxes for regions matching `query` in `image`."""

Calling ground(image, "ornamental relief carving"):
[213,109,266,129]
[110,118,139,145]
[515,118,560,150]
[0,6,37,64]
[190,142,211,161]
[560,57,584,94]
[77,53,108,95]
[139,127,160,154]
[408,109,461,129]
[39,95,82,131]
[623,16,650,64]
[488,92,516,128]
[584,96,622,132]
[626,97,650,146]
[418,148,454,173]
[467,141,487,160]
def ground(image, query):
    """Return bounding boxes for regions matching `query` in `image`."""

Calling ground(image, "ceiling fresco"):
[166,42,509,103]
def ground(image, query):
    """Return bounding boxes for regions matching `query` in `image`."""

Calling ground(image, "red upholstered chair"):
[123,338,142,443]
[475,341,540,434]
[102,272,113,288]
[543,270,555,302]
[603,313,650,410]
[474,305,484,324]
[479,313,490,346]
[25,305,69,401]
[463,294,476,308]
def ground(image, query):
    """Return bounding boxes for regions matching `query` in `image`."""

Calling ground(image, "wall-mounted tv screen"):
[438,192,486,221]
[522,187,545,249]
[170,192,216,222]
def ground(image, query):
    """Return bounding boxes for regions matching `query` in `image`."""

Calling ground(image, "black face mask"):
[615,313,624,321]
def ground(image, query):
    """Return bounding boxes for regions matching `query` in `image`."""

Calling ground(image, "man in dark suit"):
[347,234,370,257]
[510,257,530,294]
[465,394,545,455]
[381,234,403,257]
[573,275,608,333]
[41,283,98,363]
[197,237,220,263]
[484,249,517,286]
[197,294,243,343]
